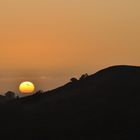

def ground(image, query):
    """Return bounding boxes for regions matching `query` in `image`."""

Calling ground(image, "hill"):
[0,65,140,140]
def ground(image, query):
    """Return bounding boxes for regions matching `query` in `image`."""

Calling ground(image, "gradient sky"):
[0,0,140,94]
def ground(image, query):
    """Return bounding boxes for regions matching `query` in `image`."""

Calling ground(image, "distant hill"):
[0,65,140,140]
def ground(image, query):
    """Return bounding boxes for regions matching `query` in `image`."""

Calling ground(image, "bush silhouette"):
[35,90,44,95]
[70,77,78,83]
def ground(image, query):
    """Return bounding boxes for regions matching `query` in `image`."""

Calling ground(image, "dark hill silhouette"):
[0,65,140,140]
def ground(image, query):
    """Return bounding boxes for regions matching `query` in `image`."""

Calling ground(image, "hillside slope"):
[0,65,140,140]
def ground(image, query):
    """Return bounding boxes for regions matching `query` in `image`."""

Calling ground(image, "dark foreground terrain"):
[0,65,140,140]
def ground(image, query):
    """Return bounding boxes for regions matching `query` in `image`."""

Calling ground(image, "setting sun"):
[19,81,35,94]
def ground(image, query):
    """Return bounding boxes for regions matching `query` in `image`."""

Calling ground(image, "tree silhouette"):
[79,73,89,80]
[5,91,15,100]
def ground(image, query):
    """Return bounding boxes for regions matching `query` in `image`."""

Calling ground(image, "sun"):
[19,81,35,94]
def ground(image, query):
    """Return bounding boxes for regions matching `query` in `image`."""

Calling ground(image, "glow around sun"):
[19,81,35,94]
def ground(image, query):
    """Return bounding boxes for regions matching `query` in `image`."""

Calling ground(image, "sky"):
[0,0,140,94]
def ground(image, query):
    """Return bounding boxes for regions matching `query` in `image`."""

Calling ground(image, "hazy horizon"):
[0,0,140,94]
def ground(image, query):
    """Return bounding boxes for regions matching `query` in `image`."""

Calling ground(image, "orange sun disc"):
[19,81,35,93]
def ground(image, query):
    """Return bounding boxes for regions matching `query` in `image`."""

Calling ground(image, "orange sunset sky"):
[0,0,140,94]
